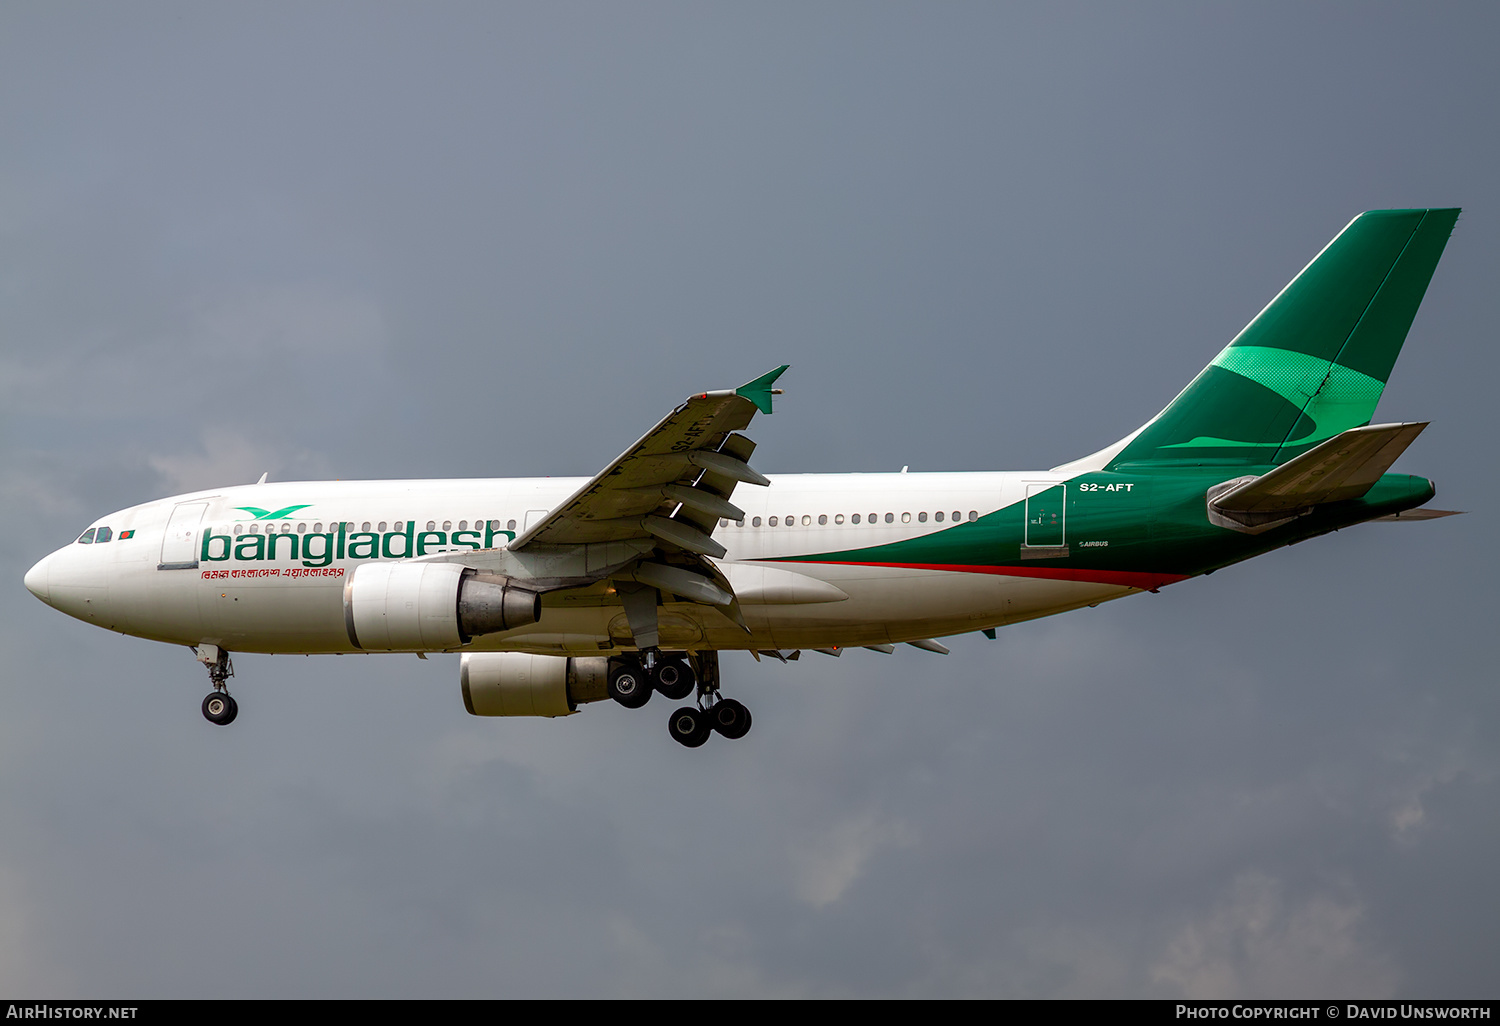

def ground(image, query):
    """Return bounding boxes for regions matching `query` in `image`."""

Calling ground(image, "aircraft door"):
[1024,484,1065,548]
[159,501,208,570]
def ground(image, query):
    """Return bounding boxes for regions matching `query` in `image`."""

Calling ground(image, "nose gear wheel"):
[202,692,238,725]
[195,646,239,726]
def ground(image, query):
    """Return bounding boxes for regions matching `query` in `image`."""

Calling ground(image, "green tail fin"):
[1108,208,1459,469]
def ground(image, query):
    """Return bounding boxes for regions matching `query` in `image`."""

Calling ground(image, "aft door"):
[1024,484,1066,548]
[159,501,208,570]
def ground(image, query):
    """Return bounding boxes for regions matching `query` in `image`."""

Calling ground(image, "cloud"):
[789,807,915,908]
[0,864,73,993]
[1151,872,1397,999]
[185,285,388,360]
[146,428,330,496]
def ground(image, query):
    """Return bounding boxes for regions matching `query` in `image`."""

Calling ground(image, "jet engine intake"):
[344,562,541,651]
[461,653,610,717]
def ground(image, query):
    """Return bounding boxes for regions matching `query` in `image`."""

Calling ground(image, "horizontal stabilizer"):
[1213,422,1427,515]
[1374,507,1463,522]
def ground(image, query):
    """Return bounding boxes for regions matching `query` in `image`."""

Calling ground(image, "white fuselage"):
[25,471,1133,656]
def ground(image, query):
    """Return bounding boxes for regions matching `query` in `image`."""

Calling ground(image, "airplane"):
[23,208,1462,748]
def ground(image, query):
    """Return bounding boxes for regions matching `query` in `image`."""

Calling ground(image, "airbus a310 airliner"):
[25,209,1461,747]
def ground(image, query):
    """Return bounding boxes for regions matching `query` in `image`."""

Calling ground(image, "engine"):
[460,653,610,717]
[342,562,541,651]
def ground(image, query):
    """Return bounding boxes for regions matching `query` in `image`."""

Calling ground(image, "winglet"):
[736,365,789,414]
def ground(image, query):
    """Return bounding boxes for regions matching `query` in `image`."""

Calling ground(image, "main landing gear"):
[194,644,238,726]
[608,650,750,748]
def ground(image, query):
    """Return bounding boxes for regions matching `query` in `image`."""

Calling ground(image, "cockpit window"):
[77,528,96,544]
[95,526,113,543]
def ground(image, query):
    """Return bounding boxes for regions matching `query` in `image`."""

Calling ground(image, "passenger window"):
[506,520,516,531]
[901,512,911,524]
[362,522,371,532]
[768,516,778,527]
[851,514,860,524]
[918,512,927,523]
[953,511,961,522]
[801,515,811,526]
[394,522,403,532]
[95,526,113,543]
[458,521,468,531]
[818,515,827,525]
[313,523,322,533]
[885,513,894,524]
[968,511,978,521]
[77,528,96,544]
[870,513,878,523]
[443,521,452,531]
[736,519,745,528]
[935,511,944,522]
[297,523,307,533]
[753,517,762,527]
[233,525,243,536]
[720,518,729,528]
[834,514,844,524]
[427,521,436,531]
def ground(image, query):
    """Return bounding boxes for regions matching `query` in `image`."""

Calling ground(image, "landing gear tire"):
[202,692,238,726]
[651,657,695,701]
[608,663,652,709]
[668,706,711,748]
[710,698,751,739]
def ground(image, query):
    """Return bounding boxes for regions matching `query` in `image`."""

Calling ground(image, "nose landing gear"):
[202,691,239,726]
[194,644,238,726]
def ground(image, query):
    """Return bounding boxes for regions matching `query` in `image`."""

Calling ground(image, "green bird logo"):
[234,504,313,520]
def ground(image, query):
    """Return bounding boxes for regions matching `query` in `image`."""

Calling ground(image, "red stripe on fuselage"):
[782,561,1189,591]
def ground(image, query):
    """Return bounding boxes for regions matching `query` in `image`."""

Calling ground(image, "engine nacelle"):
[343,562,541,651]
[460,653,610,717]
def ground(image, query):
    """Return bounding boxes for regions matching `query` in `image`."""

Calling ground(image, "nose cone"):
[24,553,52,605]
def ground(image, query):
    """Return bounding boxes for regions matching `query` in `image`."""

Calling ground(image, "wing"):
[430,367,787,640]
[510,365,787,554]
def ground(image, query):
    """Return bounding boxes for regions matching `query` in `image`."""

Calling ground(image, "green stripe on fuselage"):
[769,470,1435,583]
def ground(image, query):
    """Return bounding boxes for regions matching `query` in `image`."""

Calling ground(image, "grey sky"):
[1,2,1496,997]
